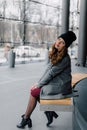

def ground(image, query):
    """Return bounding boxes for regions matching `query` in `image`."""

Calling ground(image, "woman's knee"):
[31,88,41,98]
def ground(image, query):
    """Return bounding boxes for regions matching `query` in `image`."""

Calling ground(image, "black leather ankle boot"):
[44,111,58,126]
[44,111,53,126]
[52,111,58,118]
[17,115,32,128]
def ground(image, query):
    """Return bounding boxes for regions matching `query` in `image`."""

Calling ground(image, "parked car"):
[15,46,40,57]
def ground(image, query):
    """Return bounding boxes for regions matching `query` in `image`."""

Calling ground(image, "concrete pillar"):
[60,0,70,34]
[77,0,87,66]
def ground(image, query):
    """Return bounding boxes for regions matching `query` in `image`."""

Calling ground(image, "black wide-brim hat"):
[58,31,77,47]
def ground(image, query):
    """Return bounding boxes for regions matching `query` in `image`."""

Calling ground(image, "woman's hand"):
[31,84,38,90]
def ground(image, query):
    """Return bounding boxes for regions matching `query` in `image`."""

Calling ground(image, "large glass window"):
[0,0,80,65]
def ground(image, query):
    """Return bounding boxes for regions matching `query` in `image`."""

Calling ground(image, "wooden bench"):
[40,73,87,112]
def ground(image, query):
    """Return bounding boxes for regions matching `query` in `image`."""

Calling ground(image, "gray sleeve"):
[37,56,70,88]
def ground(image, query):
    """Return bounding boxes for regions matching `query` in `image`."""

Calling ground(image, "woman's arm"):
[37,55,70,88]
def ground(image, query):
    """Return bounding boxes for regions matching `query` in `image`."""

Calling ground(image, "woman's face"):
[55,38,66,52]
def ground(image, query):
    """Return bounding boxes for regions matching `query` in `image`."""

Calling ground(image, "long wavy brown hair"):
[49,43,68,65]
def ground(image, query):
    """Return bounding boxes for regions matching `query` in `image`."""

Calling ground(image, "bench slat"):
[72,73,87,86]
[40,98,72,105]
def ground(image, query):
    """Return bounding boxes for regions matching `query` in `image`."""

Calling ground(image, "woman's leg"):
[17,87,41,128]
[17,94,36,128]
[24,94,37,119]
[24,87,41,118]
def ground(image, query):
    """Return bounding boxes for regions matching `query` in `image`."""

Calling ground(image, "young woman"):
[17,31,76,128]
